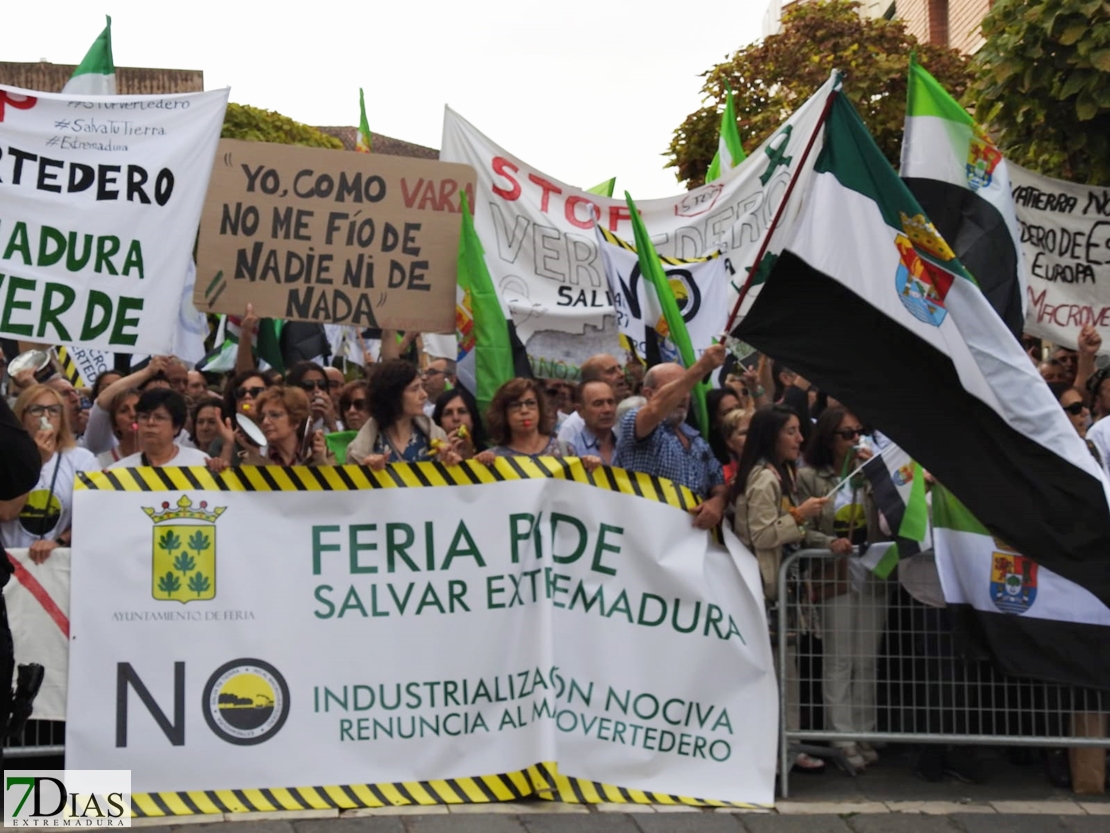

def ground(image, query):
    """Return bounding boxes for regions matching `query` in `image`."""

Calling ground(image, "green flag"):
[586,178,616,197]
[458,191,515,416]
[625,192,710,439]
[705,82,745,183]
[356,88,372,153]
[63,16,116,95]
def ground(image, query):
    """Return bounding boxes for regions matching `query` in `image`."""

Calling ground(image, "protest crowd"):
[2,312,1108,790]
[4,9,1110,810]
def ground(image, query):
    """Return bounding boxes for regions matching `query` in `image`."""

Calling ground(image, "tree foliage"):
[970,0,1110,185]
[666,0,972,188]
[221,103,343,149]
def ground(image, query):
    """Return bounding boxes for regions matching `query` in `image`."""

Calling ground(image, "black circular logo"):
[202,659,289,745]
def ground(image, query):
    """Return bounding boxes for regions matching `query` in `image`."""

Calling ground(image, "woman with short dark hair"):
[346,360,457,469]
[109,389,210,469]
[432,388,487,459]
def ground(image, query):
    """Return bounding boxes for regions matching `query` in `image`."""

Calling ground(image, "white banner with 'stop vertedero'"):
[67,464,776,805]
[0,85,227,354]
[439,75,837,375]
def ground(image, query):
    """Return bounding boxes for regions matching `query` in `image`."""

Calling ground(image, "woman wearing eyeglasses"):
[1,386,97,563]
[347,360,459,469]
[109,389,211,470]
[237,387,331,467]
[475,378,565,463]
[796,406,885,772]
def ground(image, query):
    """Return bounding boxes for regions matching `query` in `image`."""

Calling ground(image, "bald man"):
[613,345,728,528]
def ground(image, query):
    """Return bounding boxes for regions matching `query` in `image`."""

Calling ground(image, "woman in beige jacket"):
[731,404,827,773]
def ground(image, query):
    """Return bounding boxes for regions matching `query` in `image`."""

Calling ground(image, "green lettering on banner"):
[36,281,75,340]
[591,523,623,576]
[313,585,335,618]
[386,523,418,571]
[550,513,587,564]
[349,524,378,573]
[79,290,113,341]
[441,520,485,569]
[312,525,342,574]
[0,274,35,336]
[110,296,143,346]
[3,221,32,263]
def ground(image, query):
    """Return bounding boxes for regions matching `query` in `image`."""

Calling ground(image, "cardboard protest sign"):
[1013,164,1110,350]
[0,85,228,354]
[195,140,475,333]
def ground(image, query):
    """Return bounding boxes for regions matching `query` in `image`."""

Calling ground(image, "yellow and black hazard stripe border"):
[597,224,720,266]
[130,761,764,817]
[76,458,700,514]
[54,347,84,388]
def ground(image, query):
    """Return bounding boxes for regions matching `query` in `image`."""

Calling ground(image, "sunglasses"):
[298,379,328,391]
[834,428,864,440]
[235,385,266,400]
[344,398,369,411]
[544,388,562,396]
[1063,401,1086,416]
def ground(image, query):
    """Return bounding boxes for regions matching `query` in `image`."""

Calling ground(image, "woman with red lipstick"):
[731,404,829,775]
[477,378,565,461]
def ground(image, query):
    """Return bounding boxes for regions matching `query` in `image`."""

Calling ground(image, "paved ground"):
[17,746,1110,831]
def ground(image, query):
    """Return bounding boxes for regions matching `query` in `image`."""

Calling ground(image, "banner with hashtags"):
[66,461,775,810]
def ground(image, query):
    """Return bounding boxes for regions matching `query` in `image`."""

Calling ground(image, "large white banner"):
[5,548,70,721]
[67,466,776,805]
[596,224,733,363]
[440,76,836,376]
[1013,164,1110,350]
[0,85,228,354]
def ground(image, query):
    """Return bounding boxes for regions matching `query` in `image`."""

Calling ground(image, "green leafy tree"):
[666,0,972,188]
[221,103,344,149]
[970,0,1110,185]
[157,571,181,594]
[188,572,211,597]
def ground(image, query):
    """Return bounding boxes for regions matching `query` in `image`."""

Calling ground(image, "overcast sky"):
[9,1,766,198]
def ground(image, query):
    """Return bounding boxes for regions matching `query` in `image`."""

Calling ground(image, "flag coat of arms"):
[733,93,1110,672]
[901,57,1025,338]
[933,485,1110,689]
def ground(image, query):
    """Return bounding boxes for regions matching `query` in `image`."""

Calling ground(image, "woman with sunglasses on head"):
[1,386,97,564]
[347,360,460,470]
[286,361,340,433]
[432,388,487,460]
[796,406,885,772]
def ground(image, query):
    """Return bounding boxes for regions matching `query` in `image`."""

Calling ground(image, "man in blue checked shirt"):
[613,344,728,529]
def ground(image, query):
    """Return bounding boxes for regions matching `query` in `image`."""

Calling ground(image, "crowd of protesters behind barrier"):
[2,316,1109,787]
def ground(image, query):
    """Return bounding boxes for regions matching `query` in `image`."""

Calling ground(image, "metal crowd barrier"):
[5,720,65,758]
[776,548,1108,797]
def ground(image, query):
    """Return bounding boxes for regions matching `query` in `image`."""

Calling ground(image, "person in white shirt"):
[0,385,97,562]
[109,389,210,469]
